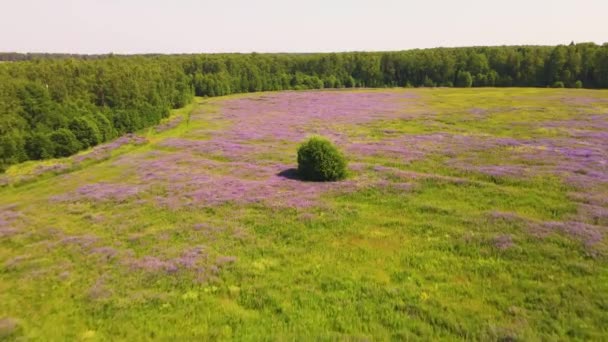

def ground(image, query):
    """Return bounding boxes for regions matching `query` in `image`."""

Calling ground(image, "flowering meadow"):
[0,88,607,340]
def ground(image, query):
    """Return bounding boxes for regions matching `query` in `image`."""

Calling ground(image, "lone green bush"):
[297,137,347,181]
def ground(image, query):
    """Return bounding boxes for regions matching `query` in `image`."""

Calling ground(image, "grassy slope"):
[1,89,607,340]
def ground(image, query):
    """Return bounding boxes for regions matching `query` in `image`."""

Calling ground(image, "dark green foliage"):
[49,129,81,157]
[0,56,194,169]
[456,71,473,87]
[552,81,565,88]
[0,134,25,165]
[25,133,54,160]
[92,111,116,141]
[574,80,583,88]
[112,109,142,134]
[68,117,101,148]
[297,137,347,182]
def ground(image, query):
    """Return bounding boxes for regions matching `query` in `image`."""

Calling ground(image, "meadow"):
[1,88,607,340]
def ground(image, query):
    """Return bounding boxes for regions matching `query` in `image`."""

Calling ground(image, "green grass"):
[1,88,607,340]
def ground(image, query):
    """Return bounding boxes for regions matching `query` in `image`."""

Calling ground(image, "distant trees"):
[181,44,608,95]
[456,71,473,87]
[0,56,193,169]
[1,43,608,169]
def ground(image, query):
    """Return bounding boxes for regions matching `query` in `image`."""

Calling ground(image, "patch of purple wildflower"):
[123,245,236,281]
[52,182,146,203]
[534,221,604,248]
[33,163,70,176]
[493,235,514,250]
[88,276,112,301]
[0,317,20,337]
[73,134,148,164]
[218,91,419,142]
[155,116,183,133]
[0,206,22,238]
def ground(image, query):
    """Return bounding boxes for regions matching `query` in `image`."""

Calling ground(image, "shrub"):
[49,128,81,157]
[552,81,565,88]
[297,137,347,181]
[574,80,583,88]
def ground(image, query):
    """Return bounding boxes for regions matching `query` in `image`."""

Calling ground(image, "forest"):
[1,43,608,169]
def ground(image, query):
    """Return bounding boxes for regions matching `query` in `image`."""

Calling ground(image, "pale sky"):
[1,0,607,54]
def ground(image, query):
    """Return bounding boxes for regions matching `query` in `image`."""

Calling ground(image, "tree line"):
[0,57,192,168]
[1,43,607,169]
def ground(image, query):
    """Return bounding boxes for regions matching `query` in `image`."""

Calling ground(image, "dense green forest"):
[1,43,608,169]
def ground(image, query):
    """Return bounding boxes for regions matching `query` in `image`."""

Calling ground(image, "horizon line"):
[2,41,607,56]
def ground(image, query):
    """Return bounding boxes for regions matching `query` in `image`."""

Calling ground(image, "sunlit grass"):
[1,88,607,340]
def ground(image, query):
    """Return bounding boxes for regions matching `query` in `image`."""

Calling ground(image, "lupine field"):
[1,88,607,340]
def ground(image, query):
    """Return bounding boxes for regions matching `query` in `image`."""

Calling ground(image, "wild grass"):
[0,88,607,340]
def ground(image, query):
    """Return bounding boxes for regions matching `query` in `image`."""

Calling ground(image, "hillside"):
[1,88,607,340]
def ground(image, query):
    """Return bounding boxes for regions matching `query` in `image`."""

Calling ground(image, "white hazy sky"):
[1,0,607,54]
